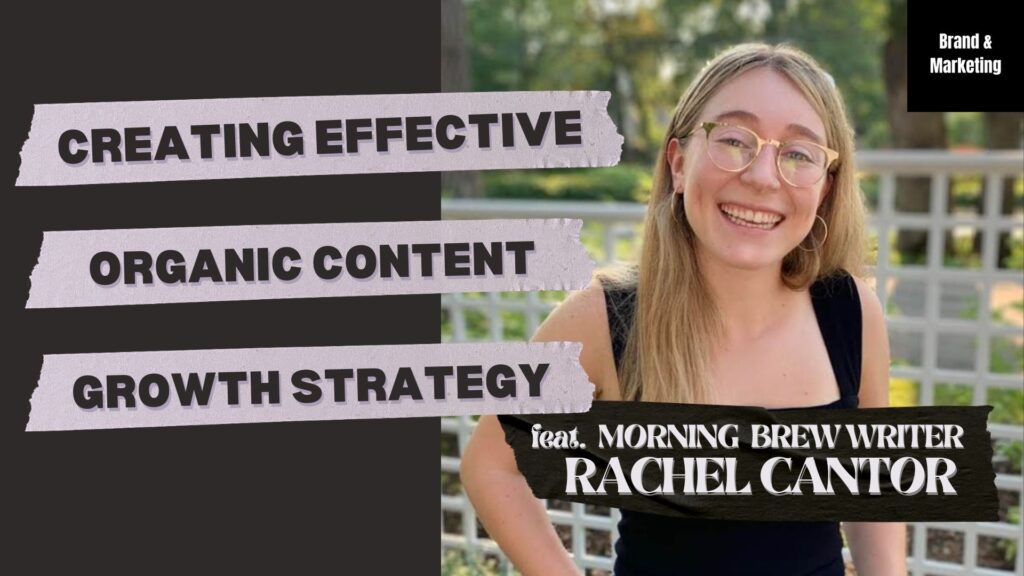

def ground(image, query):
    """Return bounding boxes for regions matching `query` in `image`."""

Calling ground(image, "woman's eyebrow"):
[786,123,825,145]
[711,110,825,145]
[712,110,759,124]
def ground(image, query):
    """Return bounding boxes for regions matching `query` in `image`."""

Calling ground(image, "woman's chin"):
[706,247,787,272]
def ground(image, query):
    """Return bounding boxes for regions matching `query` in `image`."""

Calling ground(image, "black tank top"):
[599,270,862,576]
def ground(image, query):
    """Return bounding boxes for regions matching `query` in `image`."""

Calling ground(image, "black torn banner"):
[498,401,997,522]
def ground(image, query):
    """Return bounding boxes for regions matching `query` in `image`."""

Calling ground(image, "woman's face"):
[668,67,832,272]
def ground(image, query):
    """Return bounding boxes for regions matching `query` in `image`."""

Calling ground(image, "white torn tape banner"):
[17,91,623,186]
[26,341,594,431]
[26,219,593,308]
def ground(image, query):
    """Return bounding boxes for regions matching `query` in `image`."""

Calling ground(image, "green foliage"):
[887,231,926,266]
[988,388,1024,425]
[1004,505,1021,563]
[1003,234,1024,270]
[860,175,880,212]
[949,173,983,209]
[442,469,463,497]
[467,0,607,93]
[482,165,652,202]
[441,549,503,576]
[467,0,892,161]
[990,336,1024,375]
[1000,441,1023,476]
[934,383,972,405]
[944,233,982,269]
[946,112,986,148]
[443,291,564,343]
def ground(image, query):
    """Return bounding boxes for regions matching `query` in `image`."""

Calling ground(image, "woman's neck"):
[698,253,796,341]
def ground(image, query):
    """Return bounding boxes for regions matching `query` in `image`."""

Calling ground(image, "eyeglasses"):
[681,121,839,188]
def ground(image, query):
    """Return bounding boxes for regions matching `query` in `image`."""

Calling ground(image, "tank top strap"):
[597,275,635,372]
[809,270,863,400]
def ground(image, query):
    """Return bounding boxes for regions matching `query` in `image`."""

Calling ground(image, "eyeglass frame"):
[678,121,840,188]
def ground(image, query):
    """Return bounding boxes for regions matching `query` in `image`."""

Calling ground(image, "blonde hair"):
[597,43,867,404]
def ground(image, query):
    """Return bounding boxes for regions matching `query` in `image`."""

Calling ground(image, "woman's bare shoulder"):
[531,277,619,399]
[848,274,885,333]
[849,274,891,407]
[533,278,609,339]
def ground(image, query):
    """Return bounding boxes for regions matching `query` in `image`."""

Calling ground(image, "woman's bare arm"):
[843,276,907,575]
[459,279,617,575]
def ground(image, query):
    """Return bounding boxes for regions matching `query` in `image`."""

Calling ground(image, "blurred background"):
[439,1,1024,574]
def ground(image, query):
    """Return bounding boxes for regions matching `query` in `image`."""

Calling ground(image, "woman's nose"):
[739,145,782,190]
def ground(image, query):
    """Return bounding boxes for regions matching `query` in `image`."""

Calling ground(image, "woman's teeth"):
[719,204,782,230]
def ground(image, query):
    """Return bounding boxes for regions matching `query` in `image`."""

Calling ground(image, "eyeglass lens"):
[705,124,828,187]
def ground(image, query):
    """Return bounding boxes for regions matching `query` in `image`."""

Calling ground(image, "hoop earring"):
[669,187,684,225]
[798,214,828,252]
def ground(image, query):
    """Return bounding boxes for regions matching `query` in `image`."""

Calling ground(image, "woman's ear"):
[666,138,686,195]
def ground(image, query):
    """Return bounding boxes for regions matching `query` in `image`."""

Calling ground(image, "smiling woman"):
[460,43,906,576]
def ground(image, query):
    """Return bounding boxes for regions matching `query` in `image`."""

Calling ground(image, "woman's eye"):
[718,138,748,148]
[785,150,814,163]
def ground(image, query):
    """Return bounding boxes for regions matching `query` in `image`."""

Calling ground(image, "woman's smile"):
[718,202,786,231]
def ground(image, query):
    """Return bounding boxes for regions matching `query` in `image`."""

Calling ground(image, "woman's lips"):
[718,203,785,231]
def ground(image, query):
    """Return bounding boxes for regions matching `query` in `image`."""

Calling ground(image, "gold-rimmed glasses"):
[681,121,839,188]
